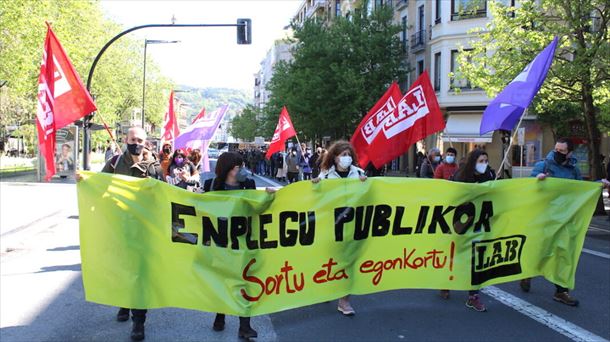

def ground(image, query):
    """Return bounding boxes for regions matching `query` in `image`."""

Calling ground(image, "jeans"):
[287,172,299,183]
[120,308,147,323]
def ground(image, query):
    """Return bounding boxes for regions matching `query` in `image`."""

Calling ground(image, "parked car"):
[207,148,219,159]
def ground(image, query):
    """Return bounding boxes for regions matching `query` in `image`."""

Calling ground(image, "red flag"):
[191,107,206,124]
[350,82,402,168]
[351,72,445,169]
[36,23,97,181]
[265,106,297,159]
[161,91,180,143]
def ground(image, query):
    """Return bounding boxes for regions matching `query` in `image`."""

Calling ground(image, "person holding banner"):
[440,149,495,312]
[201,151,276,338]
[312,141,367,316]
[87,126,160,341]
[519,137,610,305]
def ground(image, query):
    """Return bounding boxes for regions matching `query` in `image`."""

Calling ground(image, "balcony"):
[410,30,426,53]
[306,0,327,19]
[394,0,408,10]
[451,8,487,21]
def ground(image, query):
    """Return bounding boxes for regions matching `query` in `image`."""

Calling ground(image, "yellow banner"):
[77,172,599,316]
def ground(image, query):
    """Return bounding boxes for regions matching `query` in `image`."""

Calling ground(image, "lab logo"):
[471,235,526,285]
[361,85,430,144]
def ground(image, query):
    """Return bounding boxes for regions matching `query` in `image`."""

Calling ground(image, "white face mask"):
[475,162,487,174]
[338,156,352,169]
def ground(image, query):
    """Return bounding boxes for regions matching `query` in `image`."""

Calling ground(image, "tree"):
[230,104,261,142]
[265,3,407,141]
[0,1,173,153]
[458,0,609,179]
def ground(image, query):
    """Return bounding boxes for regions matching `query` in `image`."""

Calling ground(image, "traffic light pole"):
[83,21,251,170]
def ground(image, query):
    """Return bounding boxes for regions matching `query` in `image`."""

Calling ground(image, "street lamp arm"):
[85,23,242,92]
[82,22,248,171]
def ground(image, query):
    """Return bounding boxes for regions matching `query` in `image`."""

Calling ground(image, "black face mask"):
[163,148,171,154]
[127,143,144,156]
[554,151,567,165]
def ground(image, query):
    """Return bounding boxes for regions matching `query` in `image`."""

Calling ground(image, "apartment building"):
[259,0,601,177]
[254,39,293,110]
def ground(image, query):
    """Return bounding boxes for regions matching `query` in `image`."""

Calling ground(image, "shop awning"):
[441,114,493,143]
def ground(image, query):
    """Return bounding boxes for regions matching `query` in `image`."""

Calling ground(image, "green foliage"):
[175,86,250,123]
[0,0,172,147]
[230,104,262,142]
[265,4,407,140]
[457,0,609,178]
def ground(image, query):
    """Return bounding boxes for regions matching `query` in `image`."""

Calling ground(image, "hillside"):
[174,86,251,122]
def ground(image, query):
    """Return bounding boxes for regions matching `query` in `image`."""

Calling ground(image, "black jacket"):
[101,149,160,179]
[203,177,256,192]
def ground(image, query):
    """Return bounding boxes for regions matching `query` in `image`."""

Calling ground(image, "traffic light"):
[237,18,252,45]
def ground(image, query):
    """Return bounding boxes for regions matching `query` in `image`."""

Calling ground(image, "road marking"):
[589,226,609,233]
[1,210,62,237]
[582,248,610,260]
[482,286,609,342]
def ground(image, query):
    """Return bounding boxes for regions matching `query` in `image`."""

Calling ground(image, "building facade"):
[254,39,293,110]
[260,0,606,178]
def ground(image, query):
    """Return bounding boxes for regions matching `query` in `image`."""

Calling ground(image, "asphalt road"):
[1,177,608,342]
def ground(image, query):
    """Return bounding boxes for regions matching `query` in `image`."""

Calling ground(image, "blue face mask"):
[445,156,455,164]
[236,167,249,182]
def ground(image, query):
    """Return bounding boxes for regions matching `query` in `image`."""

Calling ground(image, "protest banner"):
[77,172,599,316]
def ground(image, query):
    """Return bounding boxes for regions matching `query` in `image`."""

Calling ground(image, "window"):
[451,0,486,21]
[401,16,408,52]
[434,52,441,91]
[417,60,424,76]
[450,49,472,89]
[335,0,341,17]
[435,0,441,24]
[418,5,424,31]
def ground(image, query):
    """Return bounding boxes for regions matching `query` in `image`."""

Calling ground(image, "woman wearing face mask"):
[420,148,441,178]
[166,149,199,190]
[439,149,495,311]
[312,141,367,316]
[201,152,271,339]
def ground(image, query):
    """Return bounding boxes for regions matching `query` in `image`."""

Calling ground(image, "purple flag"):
[480,37,558,135]
[174,104,229,150]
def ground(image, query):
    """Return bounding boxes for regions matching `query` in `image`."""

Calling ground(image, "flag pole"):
[443,128,454,148]
[494,108,527,180]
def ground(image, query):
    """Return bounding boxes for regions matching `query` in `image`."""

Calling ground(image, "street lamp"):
[83,19,252,170]
[142,39,179,130]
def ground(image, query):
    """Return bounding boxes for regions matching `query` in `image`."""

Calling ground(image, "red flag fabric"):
[351,72,445,169]
[350,82,402,168]
[191,107,206,124]
[161,91,180,143]
[265,106,297,159]
[36,23,97,181]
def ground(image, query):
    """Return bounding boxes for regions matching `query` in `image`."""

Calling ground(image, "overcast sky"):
[101,0,301,93]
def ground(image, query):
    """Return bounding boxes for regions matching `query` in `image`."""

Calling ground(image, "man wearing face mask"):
[434,147,459,180]
[419,148,441,178]
[99,126,160,340]
[519,137,586,306]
